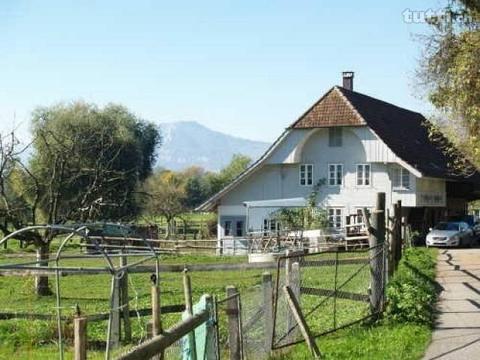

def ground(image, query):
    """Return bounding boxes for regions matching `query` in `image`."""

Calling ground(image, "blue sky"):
[0,0,442,142]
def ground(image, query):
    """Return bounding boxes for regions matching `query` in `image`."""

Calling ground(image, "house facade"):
[198,73,480,242]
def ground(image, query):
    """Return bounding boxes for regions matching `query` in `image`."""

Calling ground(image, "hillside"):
[156,121,269,171]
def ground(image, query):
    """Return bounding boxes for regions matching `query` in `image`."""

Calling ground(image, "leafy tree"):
[0,101,160,295]
[272,180,328,231]
[418,1,480,169]
[142,170,187,238]
[208,154,251,194]
[184,175,211,209]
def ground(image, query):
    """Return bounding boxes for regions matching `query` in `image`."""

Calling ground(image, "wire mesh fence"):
[272,244,386,350]
[214,278,277,360]
[0,224,387,360]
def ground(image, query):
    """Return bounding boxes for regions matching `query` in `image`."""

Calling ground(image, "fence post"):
[120,253,131,342]
[111,276,121,349]
[396,200,403,267]
[262,272,274,354]
[369,192,385,315]
[389,205,397,278]
[151,275,162,336]
[291,262,301,300]
[285,252,301,342]
[184,269,197,360]
[151,274,164,360]
[226,286,241,360]
[74,313,87,360]
[213,295,221,360]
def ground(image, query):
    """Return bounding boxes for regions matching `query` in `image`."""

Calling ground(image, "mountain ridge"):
[156,121,269,171]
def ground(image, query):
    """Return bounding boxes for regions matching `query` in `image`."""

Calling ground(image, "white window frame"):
[263,219,281,236]
[328,163,343,186]
[299,164,313,186]
[328,127,343,147]
[356,164,371,187]
[328,208,343,229]
[392,166,410,190]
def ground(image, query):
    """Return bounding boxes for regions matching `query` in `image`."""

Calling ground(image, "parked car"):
[426,221,474,248]
[449,215,480,240]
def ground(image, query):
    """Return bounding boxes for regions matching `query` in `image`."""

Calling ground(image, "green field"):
[0,246,437,360]
[0,248,253,359]
[277,247,438,360]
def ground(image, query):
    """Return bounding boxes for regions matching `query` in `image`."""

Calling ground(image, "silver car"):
[426,221,474,248]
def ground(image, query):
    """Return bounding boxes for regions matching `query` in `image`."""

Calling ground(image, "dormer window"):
[329,127,343,147]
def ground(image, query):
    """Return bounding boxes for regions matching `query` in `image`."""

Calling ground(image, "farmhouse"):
[198,72,480,244]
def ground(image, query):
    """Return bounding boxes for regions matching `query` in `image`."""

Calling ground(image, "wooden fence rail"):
[0,304,185,322]
[116,309,210,360]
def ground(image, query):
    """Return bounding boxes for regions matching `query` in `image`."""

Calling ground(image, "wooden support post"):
[285,251,293,340]
[262,272,273,353]
[369,193,386,315]
[183,269,197,360]
[110,277,121,349]
[226,286,241,360]
[291,262,301,301]
[117,309,210,360]
[151,274,164,360]
[74,315,87,360]
[151,283,162,336]
[213,295,221,360]
[393,201,402,271]
[397,201,403,264]
[283,286,321,359]
[147,321,153,339]
[120,254,131,342]
[389,204,398,277]
[286,252,301,342]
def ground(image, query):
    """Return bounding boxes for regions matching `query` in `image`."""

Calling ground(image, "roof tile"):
[291,88,364,128]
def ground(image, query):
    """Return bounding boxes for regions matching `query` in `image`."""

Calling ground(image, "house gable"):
[290,87,365,128]
[197,84,480,211]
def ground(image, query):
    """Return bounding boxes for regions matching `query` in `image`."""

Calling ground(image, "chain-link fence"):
[272,244,386,350]
[214,274,281,360]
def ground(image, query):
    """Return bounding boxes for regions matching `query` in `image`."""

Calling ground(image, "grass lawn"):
[0,246,437,360]
[275,247,438,360]
[0,247,254,359]
[274,322,431,360]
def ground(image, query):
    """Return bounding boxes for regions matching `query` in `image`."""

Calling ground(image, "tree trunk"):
[165,217,171,240]
[35,242,52,296]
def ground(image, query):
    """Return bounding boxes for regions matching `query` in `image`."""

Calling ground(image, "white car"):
[426,221,474,248]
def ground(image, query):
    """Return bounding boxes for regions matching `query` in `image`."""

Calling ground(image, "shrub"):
[385,248,437,324]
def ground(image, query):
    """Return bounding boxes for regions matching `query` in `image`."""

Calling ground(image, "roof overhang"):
[243,197,307,208]
[195,129,292,212]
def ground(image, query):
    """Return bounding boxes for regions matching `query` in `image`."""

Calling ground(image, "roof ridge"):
[332,86,366,125]
[288,86,336,128]
[337,86,424,117]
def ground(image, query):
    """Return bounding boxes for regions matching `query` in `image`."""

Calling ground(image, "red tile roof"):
[291,88,365,128]
[292,86,480,182]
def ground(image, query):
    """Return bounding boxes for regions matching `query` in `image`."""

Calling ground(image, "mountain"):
[156,121,269,172]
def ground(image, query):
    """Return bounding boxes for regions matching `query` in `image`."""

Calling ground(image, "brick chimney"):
[342,71,354,91]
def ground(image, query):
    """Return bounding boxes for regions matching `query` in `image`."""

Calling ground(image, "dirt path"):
[423,248,480,360]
